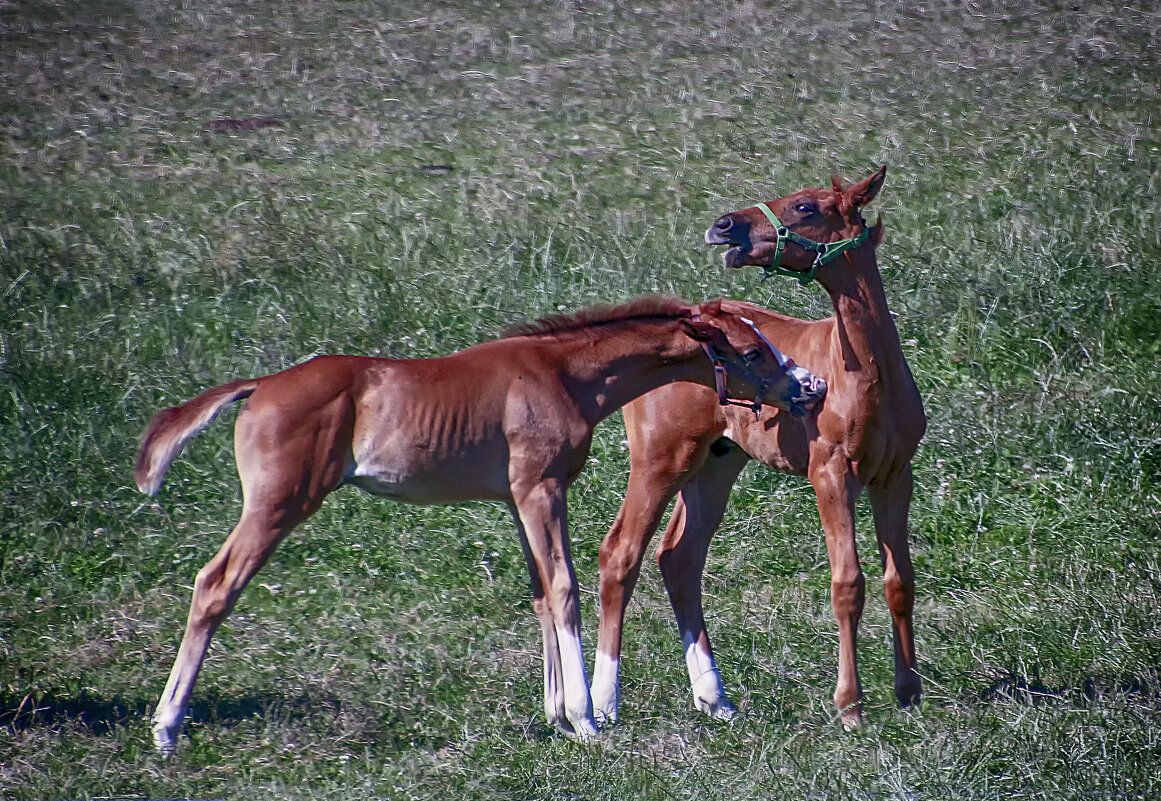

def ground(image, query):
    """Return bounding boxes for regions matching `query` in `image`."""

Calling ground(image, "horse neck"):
[820,249,907,384]
[546,321,703,426]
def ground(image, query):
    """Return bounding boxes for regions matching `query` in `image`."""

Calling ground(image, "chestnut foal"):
[135,297,826,755]
[591,168,926,728]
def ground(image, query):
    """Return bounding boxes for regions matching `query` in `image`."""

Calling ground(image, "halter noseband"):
[692,311,791,418]
[756,203,871,286]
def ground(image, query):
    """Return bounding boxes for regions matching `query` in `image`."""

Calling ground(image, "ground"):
[1,1,1159,798]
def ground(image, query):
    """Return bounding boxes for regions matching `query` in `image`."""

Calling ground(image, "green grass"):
[2,0,1159,798]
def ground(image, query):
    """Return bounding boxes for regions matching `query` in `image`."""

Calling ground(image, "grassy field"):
[2,0,1159,798]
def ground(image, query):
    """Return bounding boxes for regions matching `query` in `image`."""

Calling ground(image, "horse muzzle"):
[786,364,827,417]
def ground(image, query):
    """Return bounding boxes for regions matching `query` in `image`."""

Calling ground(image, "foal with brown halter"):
[591,168,926,728]
[135,297,826,754]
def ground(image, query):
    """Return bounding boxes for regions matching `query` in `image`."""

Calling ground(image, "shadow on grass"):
[0,688,342,736]
[0,688,147,735]
[188,692,457,753]
[976,667,1154,705]
[185,692,334,726]
[0,686,463,756]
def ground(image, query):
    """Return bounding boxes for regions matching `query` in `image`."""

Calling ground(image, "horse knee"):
[530,596,552,621]
[542,573,581,623]
[882,571,914,617]
[191,547,260,624]
[830,572,866,618]
[191,562,232,623]
[598,537,638,583]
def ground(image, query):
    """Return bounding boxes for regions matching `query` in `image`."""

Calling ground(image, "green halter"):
[756,203,872,286]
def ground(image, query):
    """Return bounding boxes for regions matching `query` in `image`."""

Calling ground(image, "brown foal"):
[135,296,826,755]
[591,168,927,728]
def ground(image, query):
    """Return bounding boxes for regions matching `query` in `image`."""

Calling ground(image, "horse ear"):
[679,318,715,342]
[845,165,887,210]
[701,298,723,315]
[831,175,845,195]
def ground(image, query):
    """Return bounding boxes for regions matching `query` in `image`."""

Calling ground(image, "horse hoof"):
[839,708,865,731]
[896,675,923,709]
[558,716,599,743]
[153,727,177,758]
[590,680,619,728]
[694,694,737,721]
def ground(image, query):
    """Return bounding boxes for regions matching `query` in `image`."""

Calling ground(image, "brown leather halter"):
[691,311,790,418]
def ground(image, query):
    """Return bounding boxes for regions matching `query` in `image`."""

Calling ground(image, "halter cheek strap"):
[756,203,871,286]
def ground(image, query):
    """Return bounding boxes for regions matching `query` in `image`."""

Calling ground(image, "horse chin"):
[786,400,812,418]
[721,246,749,270]
[785,395,827,417]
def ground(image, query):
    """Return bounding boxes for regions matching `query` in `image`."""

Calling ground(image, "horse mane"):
[502,295,692,339]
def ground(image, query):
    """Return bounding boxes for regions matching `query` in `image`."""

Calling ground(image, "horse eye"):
[795,203,816,215]
[743,348,763,363]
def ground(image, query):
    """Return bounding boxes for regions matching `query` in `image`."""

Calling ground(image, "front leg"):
[510,503,567,729]
[868,465,922,708]
[509,482,598,740]
[809,450,866,728]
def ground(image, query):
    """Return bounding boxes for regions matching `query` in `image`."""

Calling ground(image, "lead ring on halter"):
[756,203,872,286]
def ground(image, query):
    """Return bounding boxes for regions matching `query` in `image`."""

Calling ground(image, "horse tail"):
[134,378,261,496]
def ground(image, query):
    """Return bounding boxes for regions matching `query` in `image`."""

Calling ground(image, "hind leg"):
[153,404,350,755]
[593,398,718,726]
[152,508,300,755]
[656,442,748,719]
[868,466,922,709]
[592,449,706,725]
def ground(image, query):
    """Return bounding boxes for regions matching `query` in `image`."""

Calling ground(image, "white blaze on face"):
[740,316,790,367]
[739,315,827,405]
[789,363,816,389]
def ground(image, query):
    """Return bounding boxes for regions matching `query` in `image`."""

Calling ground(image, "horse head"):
[683,298,826,417]
[705,166,887,285]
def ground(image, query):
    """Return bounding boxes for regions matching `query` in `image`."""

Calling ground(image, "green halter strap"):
[755,203,871,286]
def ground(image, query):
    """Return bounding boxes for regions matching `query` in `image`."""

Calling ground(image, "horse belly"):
[348,444,510,504]
[726,410,811,476]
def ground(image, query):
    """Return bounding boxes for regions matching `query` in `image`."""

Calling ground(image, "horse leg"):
[153,403,350,755]
[656,442,748,720]
[510,480,598,740]
[810,453,865,728]
[509,502,567,730]
[594,398,724,726]
[592,475,685,725]
[868,466,922,708]
[152,506,303,755]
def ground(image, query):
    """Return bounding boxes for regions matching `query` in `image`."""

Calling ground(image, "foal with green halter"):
[593,168,927,729]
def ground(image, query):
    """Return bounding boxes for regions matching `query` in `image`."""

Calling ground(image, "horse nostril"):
[714,217,733,232]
